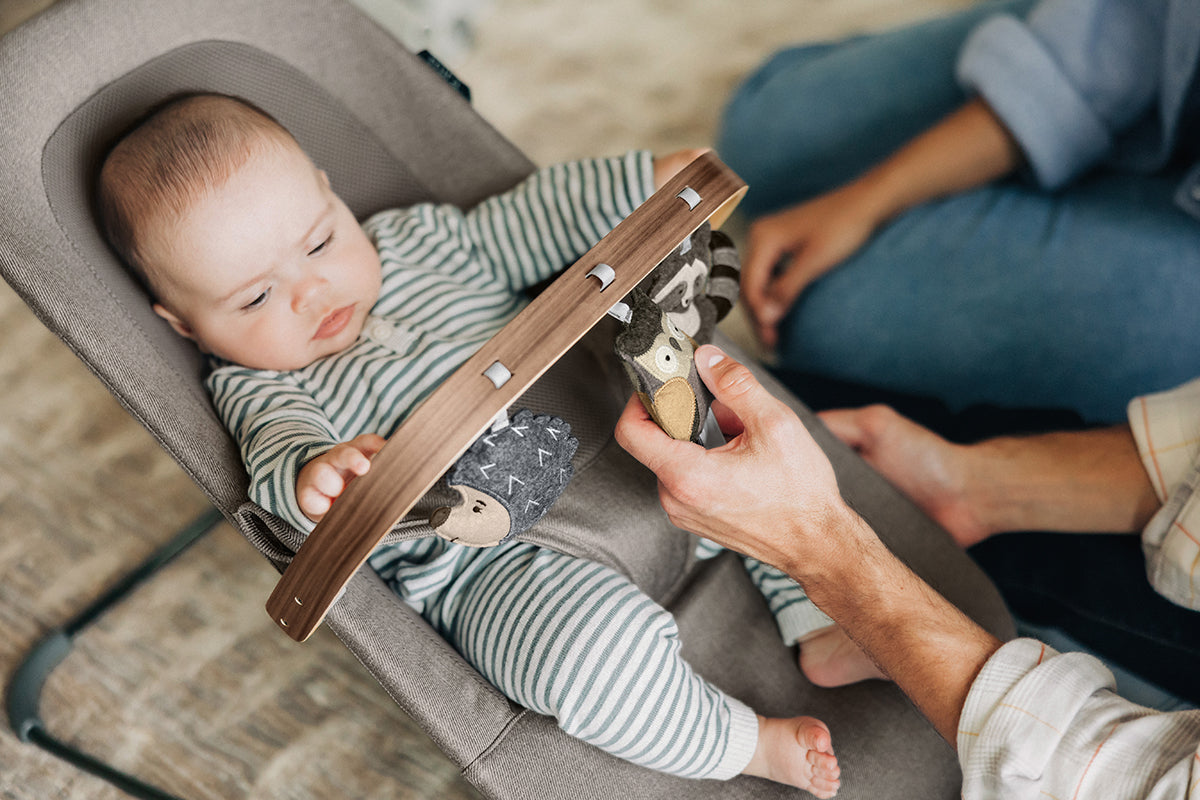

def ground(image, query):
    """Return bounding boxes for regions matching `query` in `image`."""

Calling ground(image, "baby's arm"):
[208,365,347,532]
[455,149,706,291]
[295,433,386,522]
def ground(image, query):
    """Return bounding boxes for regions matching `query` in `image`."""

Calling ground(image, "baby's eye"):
[308,233,334,256]
[242,288,271,310]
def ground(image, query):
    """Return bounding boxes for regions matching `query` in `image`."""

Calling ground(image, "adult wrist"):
[849,166,907,227]
[780,500,878,588]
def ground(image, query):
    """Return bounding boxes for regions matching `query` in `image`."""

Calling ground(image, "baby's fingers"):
[348,433,386,462]
[326,442,375,477]
[308,460,350,499]
[297,478,336,521]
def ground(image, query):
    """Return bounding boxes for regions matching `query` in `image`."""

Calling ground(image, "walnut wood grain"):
[266,152,747,641]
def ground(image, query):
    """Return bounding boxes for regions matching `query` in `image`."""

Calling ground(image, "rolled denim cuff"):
[957,15,1111,189]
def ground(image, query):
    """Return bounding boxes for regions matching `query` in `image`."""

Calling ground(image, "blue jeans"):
[717,0,1200,423]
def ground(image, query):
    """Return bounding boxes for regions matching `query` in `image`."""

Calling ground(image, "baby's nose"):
[292,276,327,312]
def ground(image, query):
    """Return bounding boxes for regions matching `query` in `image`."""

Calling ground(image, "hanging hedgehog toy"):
[430,408,578,546]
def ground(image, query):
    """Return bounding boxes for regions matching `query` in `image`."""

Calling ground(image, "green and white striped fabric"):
[371,537,760,779]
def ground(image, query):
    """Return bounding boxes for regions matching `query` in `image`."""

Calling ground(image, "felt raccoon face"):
[633,310,690,382]
[651,252,708,339]
[639,221,740,346]
[644,225,712,340]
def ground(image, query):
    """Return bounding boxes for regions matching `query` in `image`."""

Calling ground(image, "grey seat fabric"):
[0,1,1015,797]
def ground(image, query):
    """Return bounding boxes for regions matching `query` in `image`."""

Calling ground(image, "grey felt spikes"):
[432,409,578,546]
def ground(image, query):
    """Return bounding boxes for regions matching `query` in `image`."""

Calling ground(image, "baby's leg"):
[434,543,840,788]
[736,552,886,688]
[745,716,841,799]
[434,543,756,778]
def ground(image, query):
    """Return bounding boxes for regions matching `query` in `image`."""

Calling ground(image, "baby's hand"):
[296,433,386,522]
[653,148,711,190]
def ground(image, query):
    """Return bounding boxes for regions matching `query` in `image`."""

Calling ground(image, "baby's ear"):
[153,302,197,341]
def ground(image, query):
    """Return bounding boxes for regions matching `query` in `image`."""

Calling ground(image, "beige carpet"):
[0,1,966,798]
[459,0,967,165]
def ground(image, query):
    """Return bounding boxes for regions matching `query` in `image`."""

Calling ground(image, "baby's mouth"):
[315,304,355,340]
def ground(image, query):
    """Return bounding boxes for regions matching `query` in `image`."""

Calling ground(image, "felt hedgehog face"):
[639,221,740,346]
[614,288,711,442]
[432,409,578,547]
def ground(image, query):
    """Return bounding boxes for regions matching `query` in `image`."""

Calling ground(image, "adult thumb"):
[694,345,776,427]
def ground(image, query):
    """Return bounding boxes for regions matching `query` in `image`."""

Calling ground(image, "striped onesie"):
[207,152,832,780]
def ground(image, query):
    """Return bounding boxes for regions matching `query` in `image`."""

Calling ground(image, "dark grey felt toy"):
[636,221,740,346]
[431,408,578,546]
[615,222,741,442]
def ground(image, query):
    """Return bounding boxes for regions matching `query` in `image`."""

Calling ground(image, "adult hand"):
[819,405,990,548]
[741,181,885,348]
[615,344,854,573]
[617,346,1008,743]
[740,98,1025,350]
[618,346,1003,743]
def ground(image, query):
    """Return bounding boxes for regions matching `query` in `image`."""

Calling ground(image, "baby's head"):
[97,93,381,370]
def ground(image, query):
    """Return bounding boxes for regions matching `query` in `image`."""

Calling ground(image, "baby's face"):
[148,140,382,370]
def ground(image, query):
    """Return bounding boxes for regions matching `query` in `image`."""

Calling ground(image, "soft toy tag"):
[430,408,578,547]
[614,222,741,443]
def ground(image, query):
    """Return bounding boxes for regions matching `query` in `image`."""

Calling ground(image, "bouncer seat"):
[0,0,1014,796]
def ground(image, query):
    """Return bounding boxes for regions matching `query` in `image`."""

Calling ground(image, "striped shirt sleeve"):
[456,150,655,291]
[207,365,339,532]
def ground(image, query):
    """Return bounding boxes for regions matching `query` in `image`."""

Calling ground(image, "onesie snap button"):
[365,316,415,352]
[367,318,393,342]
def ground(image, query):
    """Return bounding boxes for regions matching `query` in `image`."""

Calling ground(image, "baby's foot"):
[743,715,840,798]
[799,626,887,688]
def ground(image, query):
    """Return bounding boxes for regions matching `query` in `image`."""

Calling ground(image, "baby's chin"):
[206,316,368,371]
[213,341,350,372]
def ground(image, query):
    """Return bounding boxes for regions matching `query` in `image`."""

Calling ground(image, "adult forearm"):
[964,425,1159,536]
[787,504,1001,743]
[853,97,1022,224]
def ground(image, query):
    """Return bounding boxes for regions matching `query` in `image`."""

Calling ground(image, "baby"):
[97,93,875,796]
